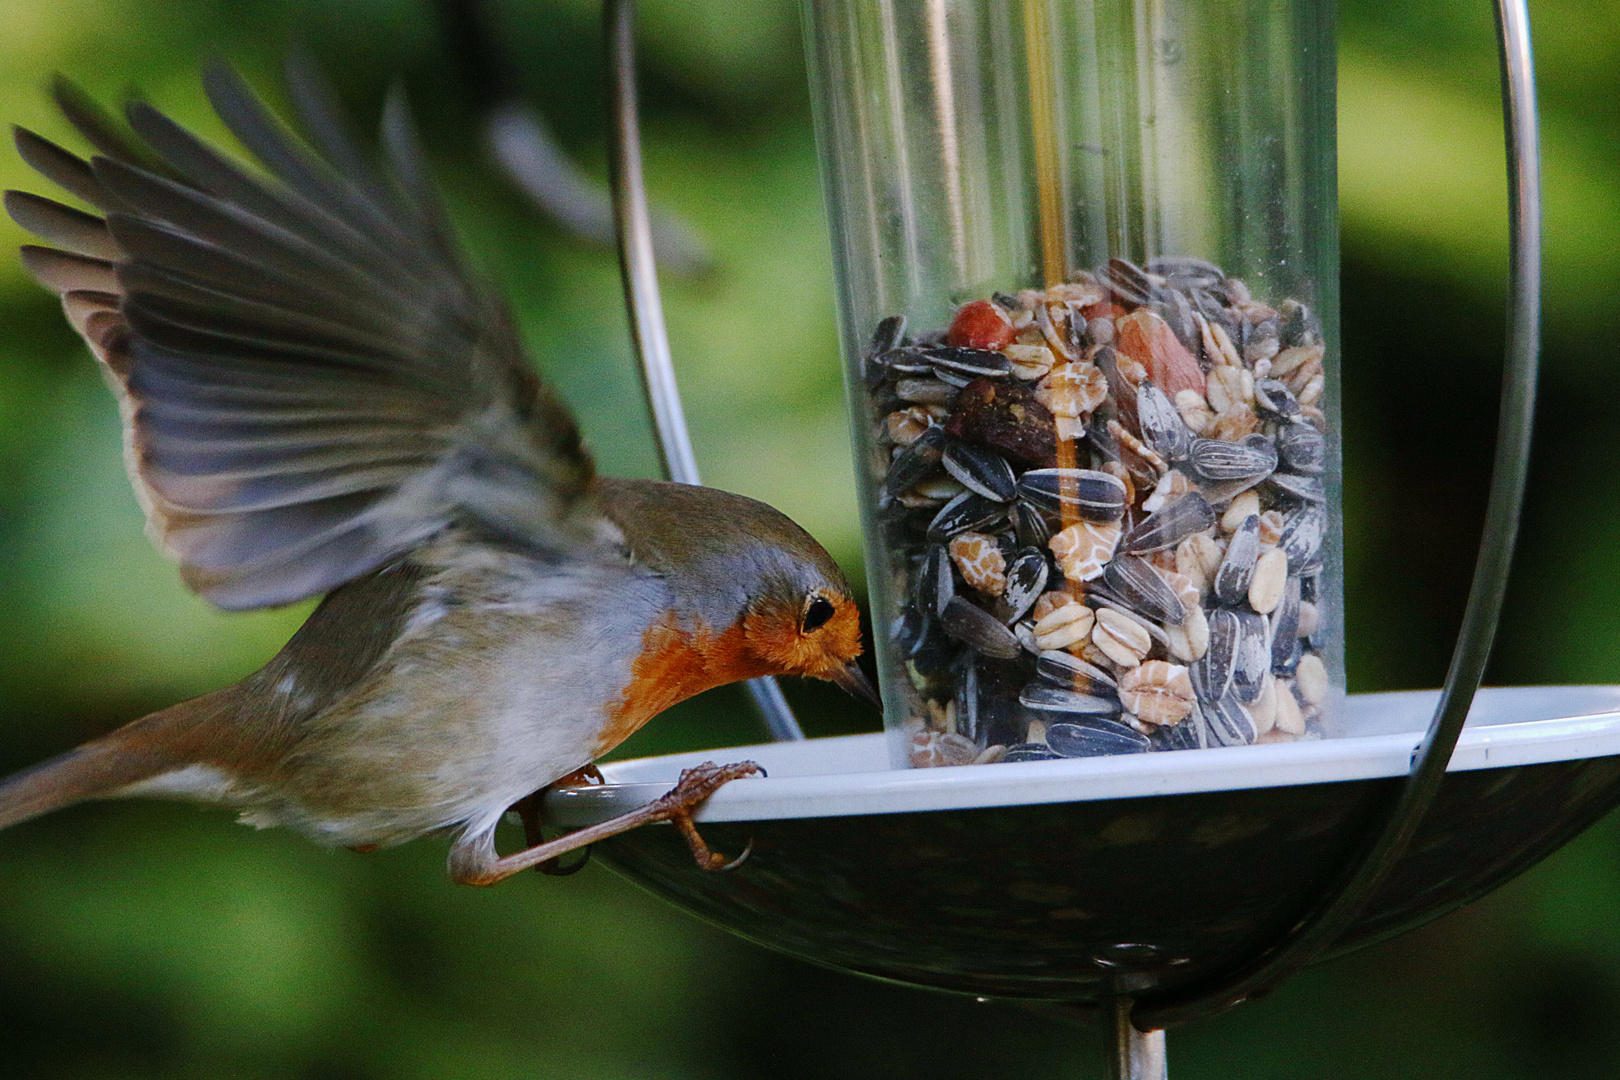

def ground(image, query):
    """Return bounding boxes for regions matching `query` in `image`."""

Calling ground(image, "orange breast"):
[593,615,774,757]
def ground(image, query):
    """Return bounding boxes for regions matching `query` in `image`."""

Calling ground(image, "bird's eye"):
[801,595,836,634]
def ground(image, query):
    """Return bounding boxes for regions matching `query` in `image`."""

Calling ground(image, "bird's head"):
[735,551,872,703]
[596,479,877,706]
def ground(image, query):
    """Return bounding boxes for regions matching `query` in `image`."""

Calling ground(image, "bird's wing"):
[5,58,599,610]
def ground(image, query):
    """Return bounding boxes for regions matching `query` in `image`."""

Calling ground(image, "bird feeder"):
[551,0,1562,1074]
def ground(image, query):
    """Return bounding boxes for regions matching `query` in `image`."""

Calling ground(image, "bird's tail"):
[0,702,205,832]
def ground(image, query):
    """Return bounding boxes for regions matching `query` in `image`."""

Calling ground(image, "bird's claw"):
[651,760,762,872]
[713,835,754,872]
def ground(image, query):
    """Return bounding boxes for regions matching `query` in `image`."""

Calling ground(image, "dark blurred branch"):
[432,0,711,274]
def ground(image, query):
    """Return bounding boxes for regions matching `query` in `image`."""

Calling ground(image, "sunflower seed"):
[881,427,947,501]
[1283,302,1322,348]
[1277,422,1325,475]
[1087,410,1124,461]
[1011,500,1054,548]
[1150,719,1201,751]
[1063,303,1089,351]
[1103,257,1155,306]
[869,314,907,356]
[942,442,1017,502]
[1004,743,1063,762]
[1121,492,1216,554]
[925,345,1013,378]
[1103,555,1186,624]
[1019,685,1123,718]
[892,608,928,655]
[1279,505,1325,571]
[909,619,958,676]
[1149,296,1196,359]
[1274,617,1303,676]
[1136,381,1194,461]
[1213,514,1261,605]
[1047,718,1151,756]
[940,596,1022,659]
[927,491,1006,540]
[1266,472,1326,505]
[1244,332,1281,366]
[896,377,959,405]
[1230,611,1271,702]
[916,544,955,618]
[1188,437,1277,484]
[1269,575,1301,671]
[1147,256,1225,285]
[1003,549,1049,623]
[1036,651,1118,694]
[876,345,937,374]
[1193,609,1240,702]
[1204,695,1258,746]
[1017,468,1128,521]
[954,655,982,744]
[1253,378,1300,421]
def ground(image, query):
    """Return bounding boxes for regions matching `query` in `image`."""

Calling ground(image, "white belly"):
[212,555,666,849]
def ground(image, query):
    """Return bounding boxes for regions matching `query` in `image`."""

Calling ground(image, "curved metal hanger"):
[1130,0,1542,1034]
[602,0,1539,1055]
[604,0,806,742]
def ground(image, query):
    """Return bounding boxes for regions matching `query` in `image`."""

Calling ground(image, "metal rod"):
[1108,999,1168,1080]
[1133,0,1540,1029]
[605,0,805,742]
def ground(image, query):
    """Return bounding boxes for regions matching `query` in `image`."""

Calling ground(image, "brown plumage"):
[0,59,872,884]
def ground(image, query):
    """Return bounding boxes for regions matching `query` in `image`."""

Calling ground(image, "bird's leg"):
[451,760,762,887]
[506,763,606,876]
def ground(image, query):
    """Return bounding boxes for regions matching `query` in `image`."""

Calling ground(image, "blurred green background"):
[0,0,1618,1075]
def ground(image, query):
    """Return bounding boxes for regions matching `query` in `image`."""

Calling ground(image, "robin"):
[0,60,875,885]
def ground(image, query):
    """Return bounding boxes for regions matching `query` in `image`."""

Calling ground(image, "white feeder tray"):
[546,687,1620,1003]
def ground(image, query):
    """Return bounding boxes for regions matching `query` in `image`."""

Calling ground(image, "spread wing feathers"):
[5,59,598,610]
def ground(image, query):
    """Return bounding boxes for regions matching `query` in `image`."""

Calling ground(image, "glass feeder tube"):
[803,0,1344,767]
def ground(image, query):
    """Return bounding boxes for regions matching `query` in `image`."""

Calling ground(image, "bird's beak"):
[830,661,881,709]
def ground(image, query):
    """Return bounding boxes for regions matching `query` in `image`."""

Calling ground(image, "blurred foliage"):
[0,0,1617,1076]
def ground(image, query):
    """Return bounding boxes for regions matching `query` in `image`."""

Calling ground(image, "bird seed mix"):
[865,258,1333,767]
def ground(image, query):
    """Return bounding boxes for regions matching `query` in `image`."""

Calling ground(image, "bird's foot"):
[454,760,762,886]
[645,761,764,872]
